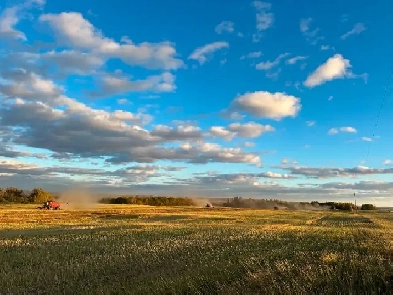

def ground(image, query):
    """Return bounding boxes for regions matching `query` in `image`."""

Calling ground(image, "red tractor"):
[37,200,61,210]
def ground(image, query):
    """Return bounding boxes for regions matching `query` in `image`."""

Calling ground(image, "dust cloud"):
[57,187,99,210]
[191,198,213,207]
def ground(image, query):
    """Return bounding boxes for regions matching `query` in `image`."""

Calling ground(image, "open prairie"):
[0,204,392,294]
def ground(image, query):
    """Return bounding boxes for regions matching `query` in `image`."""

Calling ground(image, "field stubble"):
[0,204,392,294]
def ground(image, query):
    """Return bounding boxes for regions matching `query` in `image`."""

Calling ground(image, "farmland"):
[0,204,392,294]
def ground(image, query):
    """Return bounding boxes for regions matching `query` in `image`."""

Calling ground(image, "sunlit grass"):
[0,204,392,293]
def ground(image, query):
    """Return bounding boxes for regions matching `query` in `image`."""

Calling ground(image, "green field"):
[0,204,392,294]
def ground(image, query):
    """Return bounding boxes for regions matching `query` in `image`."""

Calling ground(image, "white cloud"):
[299,17,323,45]
[320,45,331,51]
[328,128,338,135]
[240,51,263,59]
[188,41,229,65]
[39,12,184,70]
[227,91,301,120]
[286,56,308,65]
[0,7,26,40]
[117,98,131,105]
[208,122,275,141]
[341,23,366,40]
[328,127,357,135]
[228,122,275,138]
[0,69,62,101]
[42,50,104,75]
[300,18,312,33]
[0,0,46,40]
[244,142,255,147]
[328,95,333,101]
[304,54,353,87]
[361,137,372,142]
[251,1,274,42]
[215,21,234,34]
[383,159,391,166]
[340,127,357,133]
[252,1,274,31]
[89,72,176,97]
[306,121,316,127]
[255,53,289,70]
[208,126,234,141]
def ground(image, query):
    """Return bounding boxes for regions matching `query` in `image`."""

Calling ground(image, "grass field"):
[0,204,392,294]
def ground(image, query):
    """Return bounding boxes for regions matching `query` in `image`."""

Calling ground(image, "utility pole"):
[354,192,358,214]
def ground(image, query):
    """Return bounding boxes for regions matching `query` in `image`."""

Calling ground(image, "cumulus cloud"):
[215,21,234,34]
[41,50,105,75]
[0,7,27,40]
[228,122,275,137]
[0,95,263,166]
[208,126,234,141]
[39,12,184,70]
[0,0,45,40]
[89,72,176,97]
[225,91,301,120]
[328,126,357,135]
[150,125,203,141]
[304,54,362,87]
[341,23,366,40]
[208,122,275,141]
[0,69,63,101]
[188,41,229,65]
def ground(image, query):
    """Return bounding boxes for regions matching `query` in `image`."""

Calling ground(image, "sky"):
[0,0,393,206]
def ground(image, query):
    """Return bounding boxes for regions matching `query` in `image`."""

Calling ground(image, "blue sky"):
[0,0,393,206]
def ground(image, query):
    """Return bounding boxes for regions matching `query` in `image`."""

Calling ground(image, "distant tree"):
[28,188,55,203]
[0,188,4,203]
[361,204,377,210]
[3,187,26,203]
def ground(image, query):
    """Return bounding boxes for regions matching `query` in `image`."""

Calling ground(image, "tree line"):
[222,197,377,211]
[99,196,194,206]
[0,187,56,204]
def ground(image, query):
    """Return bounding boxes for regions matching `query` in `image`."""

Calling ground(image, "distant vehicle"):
[37,200,61,210]
[205,203,213,208]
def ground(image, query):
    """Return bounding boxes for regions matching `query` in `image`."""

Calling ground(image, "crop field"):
[0,204,392,294]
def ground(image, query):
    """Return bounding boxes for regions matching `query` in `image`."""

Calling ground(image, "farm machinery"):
[37,200,61,210]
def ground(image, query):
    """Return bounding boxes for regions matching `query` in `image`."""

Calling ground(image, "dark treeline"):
[222,197,376,211]
[99,196,194,206]
[0,187,56,204]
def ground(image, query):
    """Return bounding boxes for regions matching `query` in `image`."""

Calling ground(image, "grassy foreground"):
[0,204,392,294]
